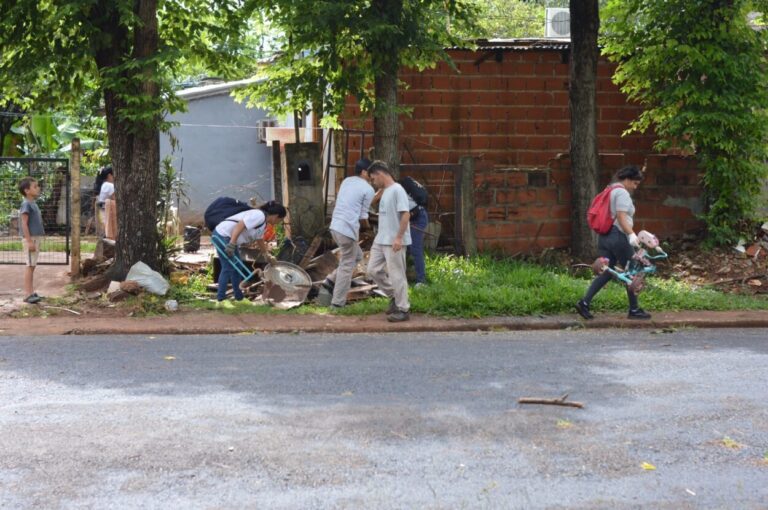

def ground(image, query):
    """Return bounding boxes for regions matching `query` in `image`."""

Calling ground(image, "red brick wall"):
[472,154,703,254]
[343,47,705,253]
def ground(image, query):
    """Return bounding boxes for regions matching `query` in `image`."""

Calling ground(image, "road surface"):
[1,328,766,508]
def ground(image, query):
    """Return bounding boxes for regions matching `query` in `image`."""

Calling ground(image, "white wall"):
[160,93,274,225]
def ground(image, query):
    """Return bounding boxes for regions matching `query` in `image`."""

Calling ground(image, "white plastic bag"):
[126,261,170,296]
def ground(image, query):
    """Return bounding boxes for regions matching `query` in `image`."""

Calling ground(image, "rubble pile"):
[655,223,768,294]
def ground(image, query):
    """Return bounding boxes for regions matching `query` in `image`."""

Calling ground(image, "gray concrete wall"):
[160,93,273,225]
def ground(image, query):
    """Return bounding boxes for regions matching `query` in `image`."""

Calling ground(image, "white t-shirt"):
[330,176,375,240]
[374,183,411,246]
[214,209,267,245]
[98,182,115,203]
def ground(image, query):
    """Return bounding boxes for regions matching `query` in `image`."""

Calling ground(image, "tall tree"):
[464,0,546,39]
[602,0,768,245]
[0,0,257,277]
[244,0,477,176]
[0,99,24,156]
[569,0,601,259]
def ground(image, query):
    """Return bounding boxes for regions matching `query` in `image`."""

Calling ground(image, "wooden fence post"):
[459,156,477,257]
[70,138,81,276]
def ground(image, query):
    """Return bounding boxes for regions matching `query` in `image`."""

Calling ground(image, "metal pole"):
[323,129,334,219]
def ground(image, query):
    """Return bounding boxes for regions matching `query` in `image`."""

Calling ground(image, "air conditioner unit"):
[256,118,277,143]
[545,7,570,39]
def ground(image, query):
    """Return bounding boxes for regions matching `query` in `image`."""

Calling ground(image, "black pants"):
[583,226,639,311]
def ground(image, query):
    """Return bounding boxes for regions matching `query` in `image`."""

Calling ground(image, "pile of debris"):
[654,222,768,294]
[214,232,379,308]
[77,230,381,310]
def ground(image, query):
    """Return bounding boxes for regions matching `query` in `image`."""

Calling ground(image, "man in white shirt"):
[366,161,411,322]
[324,158,375,308]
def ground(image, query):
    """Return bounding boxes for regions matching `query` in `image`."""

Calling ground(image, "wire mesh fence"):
[0,157,70,264]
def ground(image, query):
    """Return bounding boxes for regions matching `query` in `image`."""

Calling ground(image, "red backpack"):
[587,184,622,234]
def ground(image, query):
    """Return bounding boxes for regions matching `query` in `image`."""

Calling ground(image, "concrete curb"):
[1,310,767,336]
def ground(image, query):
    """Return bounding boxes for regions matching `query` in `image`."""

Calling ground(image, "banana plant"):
[9,114,106,157]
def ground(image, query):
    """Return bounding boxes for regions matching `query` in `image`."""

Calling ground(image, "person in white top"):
[98,175,115,203]
[324,158,375,309]
[213,201,287,301]
[94,166,115,235]
[366,161,412,322]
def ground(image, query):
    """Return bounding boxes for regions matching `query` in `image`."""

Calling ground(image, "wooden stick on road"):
[518,393,584,409]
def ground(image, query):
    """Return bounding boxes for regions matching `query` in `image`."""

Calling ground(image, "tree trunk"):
[371,0,403,177]
[373,67,400,178]
[105,96,160,279]
[99,0,161,279]
[569,0,600,260]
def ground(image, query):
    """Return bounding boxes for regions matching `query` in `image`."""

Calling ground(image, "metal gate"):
[400,163,464,254]
[0,157,70,265]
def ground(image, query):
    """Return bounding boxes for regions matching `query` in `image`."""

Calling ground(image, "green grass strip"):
[172,253,768,318]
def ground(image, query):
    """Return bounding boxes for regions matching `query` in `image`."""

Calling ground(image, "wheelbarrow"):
[210,235,259,283]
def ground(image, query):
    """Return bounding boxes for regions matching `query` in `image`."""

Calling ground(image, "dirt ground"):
[0,263,74,315]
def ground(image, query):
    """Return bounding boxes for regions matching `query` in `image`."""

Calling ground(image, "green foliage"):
[602,0,768,245]
[240,0,479,126]
[462,0,546,39]
[7,114,108,168]
[156,151,189,275]
[1,0,260,273]
[0,0,259,127]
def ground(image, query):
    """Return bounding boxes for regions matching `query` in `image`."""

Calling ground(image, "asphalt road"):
[1,329,766,509]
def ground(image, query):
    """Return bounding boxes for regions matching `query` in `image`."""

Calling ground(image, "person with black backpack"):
[575,165,651,320]
[211,200,287,302]
[398,175,429,285]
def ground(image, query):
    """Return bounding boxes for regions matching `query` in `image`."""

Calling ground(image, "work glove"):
[224,242,237,257]
[628,233,640,248]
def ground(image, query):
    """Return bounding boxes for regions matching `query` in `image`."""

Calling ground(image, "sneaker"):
[32,292,44,301]
[387,310,410,322]
[628,308,652,320]
[385,298,398,315]
[321,279,335,292]
[329,304,344,312]
[24,294,41,304]
[575,300,593,320]
[413,282,427,289]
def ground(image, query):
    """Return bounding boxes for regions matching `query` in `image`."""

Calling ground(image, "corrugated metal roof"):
[450,38,570,51]
[176,77,263,101]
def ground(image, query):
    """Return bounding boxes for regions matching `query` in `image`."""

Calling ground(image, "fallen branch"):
[518,393,584,409]
[708,273,767,286]
[42,306,81,315]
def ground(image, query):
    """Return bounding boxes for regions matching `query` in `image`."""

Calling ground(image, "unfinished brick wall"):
[343,45,705,253]
[471,154,703,254]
